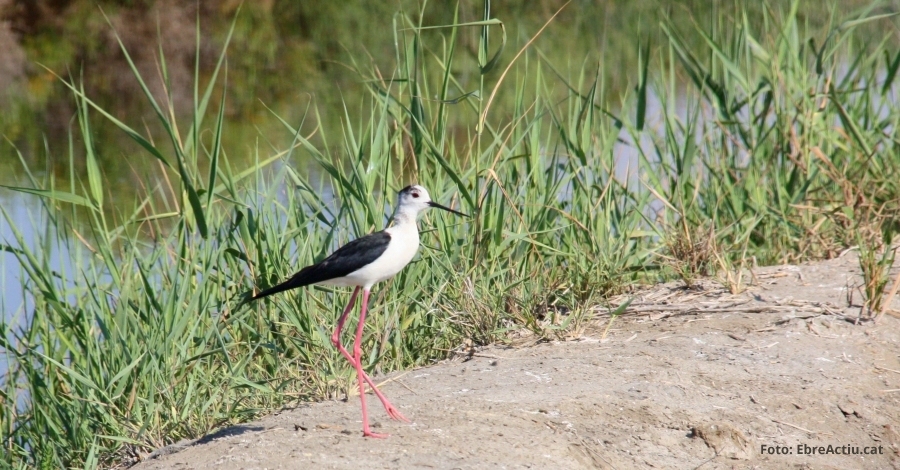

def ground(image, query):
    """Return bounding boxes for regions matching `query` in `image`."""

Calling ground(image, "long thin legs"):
[330,287,408,437]
[352,290,386,437]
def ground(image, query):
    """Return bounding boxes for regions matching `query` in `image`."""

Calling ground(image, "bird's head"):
[396,185,468,219]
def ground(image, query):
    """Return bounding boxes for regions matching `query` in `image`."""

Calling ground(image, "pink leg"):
[331,288,409,425]
[332,287,360,346]
[354,290,386,438]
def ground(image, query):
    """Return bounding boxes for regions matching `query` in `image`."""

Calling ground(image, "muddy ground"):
[132,254,900,469]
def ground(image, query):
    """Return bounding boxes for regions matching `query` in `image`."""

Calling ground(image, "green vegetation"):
[5,0,886,181]
[2,1,900,467]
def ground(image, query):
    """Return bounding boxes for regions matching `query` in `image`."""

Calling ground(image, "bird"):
[246,184,467,438]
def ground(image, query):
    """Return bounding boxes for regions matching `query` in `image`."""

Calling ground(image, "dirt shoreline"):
[131,255,900,469]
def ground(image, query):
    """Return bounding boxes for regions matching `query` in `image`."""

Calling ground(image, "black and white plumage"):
[246,184,467,438]
[250,185,466,298]
[249,231,392,300]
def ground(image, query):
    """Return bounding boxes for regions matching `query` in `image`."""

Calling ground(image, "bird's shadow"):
[142,424,266,462]
[194,424,266,445]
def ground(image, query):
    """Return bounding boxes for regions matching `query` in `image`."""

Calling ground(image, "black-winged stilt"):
[248,185,467,438]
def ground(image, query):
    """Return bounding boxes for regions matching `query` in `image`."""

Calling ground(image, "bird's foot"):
[381,403,410,423]
[362,429,389,439]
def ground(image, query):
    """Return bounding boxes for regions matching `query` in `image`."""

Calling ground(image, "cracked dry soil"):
[133,255,900,469]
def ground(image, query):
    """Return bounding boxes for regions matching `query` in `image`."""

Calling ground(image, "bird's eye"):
[412,192,420,198]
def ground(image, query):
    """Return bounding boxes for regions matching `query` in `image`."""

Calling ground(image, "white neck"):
[392,207,420,226]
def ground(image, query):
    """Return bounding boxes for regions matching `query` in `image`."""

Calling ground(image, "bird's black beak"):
[428,201,469,217]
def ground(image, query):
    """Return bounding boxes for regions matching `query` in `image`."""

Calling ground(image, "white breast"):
[330,222,420,289]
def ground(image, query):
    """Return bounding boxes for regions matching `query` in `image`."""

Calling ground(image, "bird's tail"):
[232,289,257,311]
[246,273,309,303]
[219,274,309,329]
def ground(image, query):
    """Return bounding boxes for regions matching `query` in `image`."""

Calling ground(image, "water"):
[0,182,100,386]
[1,190,49,324]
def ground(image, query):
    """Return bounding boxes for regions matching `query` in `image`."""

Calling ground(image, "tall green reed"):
[643,1,900,294]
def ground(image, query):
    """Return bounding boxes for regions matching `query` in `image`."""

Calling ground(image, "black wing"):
[249,230,392,301]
